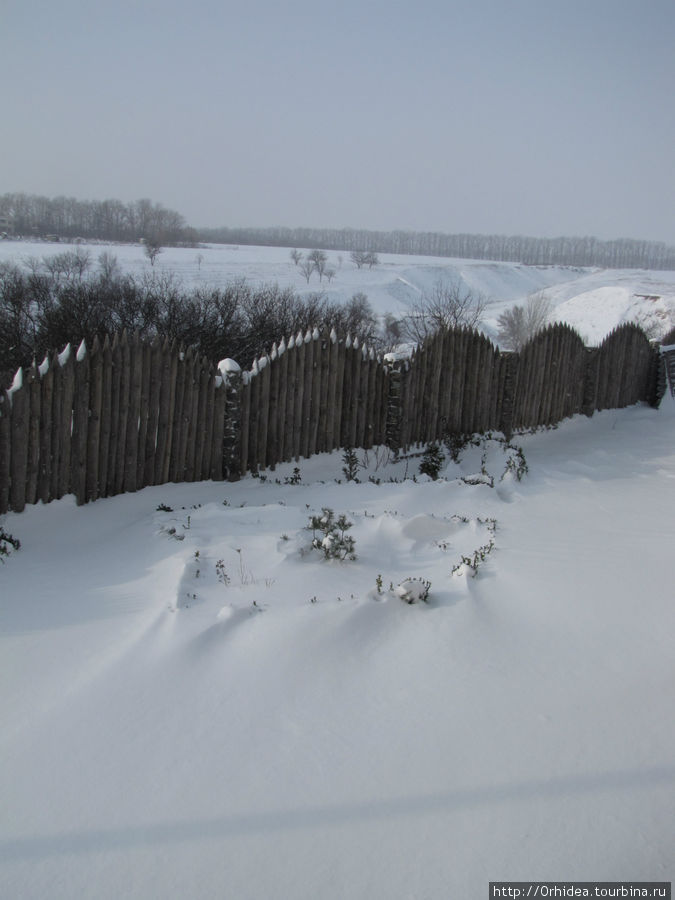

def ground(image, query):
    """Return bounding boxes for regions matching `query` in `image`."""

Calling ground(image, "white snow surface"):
[2,238,675,344]
[1,394,674,898]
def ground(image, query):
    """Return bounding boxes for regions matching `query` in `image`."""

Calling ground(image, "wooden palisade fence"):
[0,322,662,515]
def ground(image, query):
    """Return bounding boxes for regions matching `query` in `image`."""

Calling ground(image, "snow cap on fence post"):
[218,359,243,482]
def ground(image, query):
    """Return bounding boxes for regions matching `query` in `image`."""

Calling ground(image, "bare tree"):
[298,259,315,283]
[497,292,552,350]
[98,251,120,281]
[365,251,379,269]
[350,250,368,269]
[41,247,91,281]
[400,277,486,343]
[307,249,328,281]
[290,248,303,266]
[144,240,162,267]
[324,267,336,283]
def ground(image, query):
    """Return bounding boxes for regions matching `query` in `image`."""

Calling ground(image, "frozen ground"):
[2,238,674,344]
[1,391,674,898]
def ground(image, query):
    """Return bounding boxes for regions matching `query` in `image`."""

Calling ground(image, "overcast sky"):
[3,0,674,242]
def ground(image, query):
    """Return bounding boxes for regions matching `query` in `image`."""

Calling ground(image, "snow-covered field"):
[2,238,674,345]
[1,393,674,897]
[1,239,675,896]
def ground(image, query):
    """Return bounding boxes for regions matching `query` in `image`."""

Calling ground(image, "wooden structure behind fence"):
[0,322,662,515]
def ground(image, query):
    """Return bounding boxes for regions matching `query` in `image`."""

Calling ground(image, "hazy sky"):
[3,0,674,242]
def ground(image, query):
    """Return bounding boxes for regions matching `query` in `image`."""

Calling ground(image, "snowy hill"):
[2,238,674,345]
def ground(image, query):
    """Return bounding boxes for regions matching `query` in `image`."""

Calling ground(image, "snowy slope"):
[1,393,674,898]
[2,238,674,343]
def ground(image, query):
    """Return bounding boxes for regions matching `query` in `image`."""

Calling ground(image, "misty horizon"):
[3,0,674,245]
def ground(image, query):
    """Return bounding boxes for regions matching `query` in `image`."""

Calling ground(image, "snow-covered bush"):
[306,508,356,561]
[419,442,445,480]
[0,525,20,562]
[342,448,360,482]
[396,577,431,604]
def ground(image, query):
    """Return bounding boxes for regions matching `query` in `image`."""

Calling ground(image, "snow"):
[1,393,674,898]
[2,238,674,344]
[1,239,675,895]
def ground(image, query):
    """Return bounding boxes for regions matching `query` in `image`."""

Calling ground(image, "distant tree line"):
[0,251,383,387]
[0,193,197,246]
[200,225,675,270]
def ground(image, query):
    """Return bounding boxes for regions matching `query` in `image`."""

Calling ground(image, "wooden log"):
[426,330,444,441]
[300,333,314,459]
[487,344,502,431]
[190,357,208,481]
[460,331,478,435]
[325,332,339,451]
[540,328,558,426]
[106,334,122,496]
[122,332,143,492]
[338,340,352,447]
[266,347,280,469]
[550,327,568,425]
[0,389,11,514]
[0,392,11,514]
[38,357,54,504]
[182,349,198,483]
[317,332,331,452]
[399,353,413,449]
[414,343,429,444]
[595,335,612,411]
[48,351,62,502]
[404,348,420,452]
[472,337,488,434]
[86,337,104,503]
[211,376,227,481]
[498,352,517,440]
[293,337,306,461]
[169,346,187,482]
[113,332,130,494]
[449,330,467,437]
[334,337,346,451]
[283,336,297,463]
[24,363,41,507]
[58,349,75,499]
[135,339,152,489]
[530,333,548,427]
[436,330,453,439]
[247,362,260,473]
[71,345,90,506]
[612,328,629,408]
[276,340,289,462]
[200,363,215,481]
[510,342,526,429]
[520,336,537,428]
[156,339,177,485]
[260,355,273,470]
[364,352,377,449]
[355,348,368,449]
[239,376,251,476]
[257,356,272,471]
[348,340,361,450]
[143,336,162,488]
[9,370,29,512]
[98,337,113,497]
[309,333,323,457]
[378,359,390,445]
